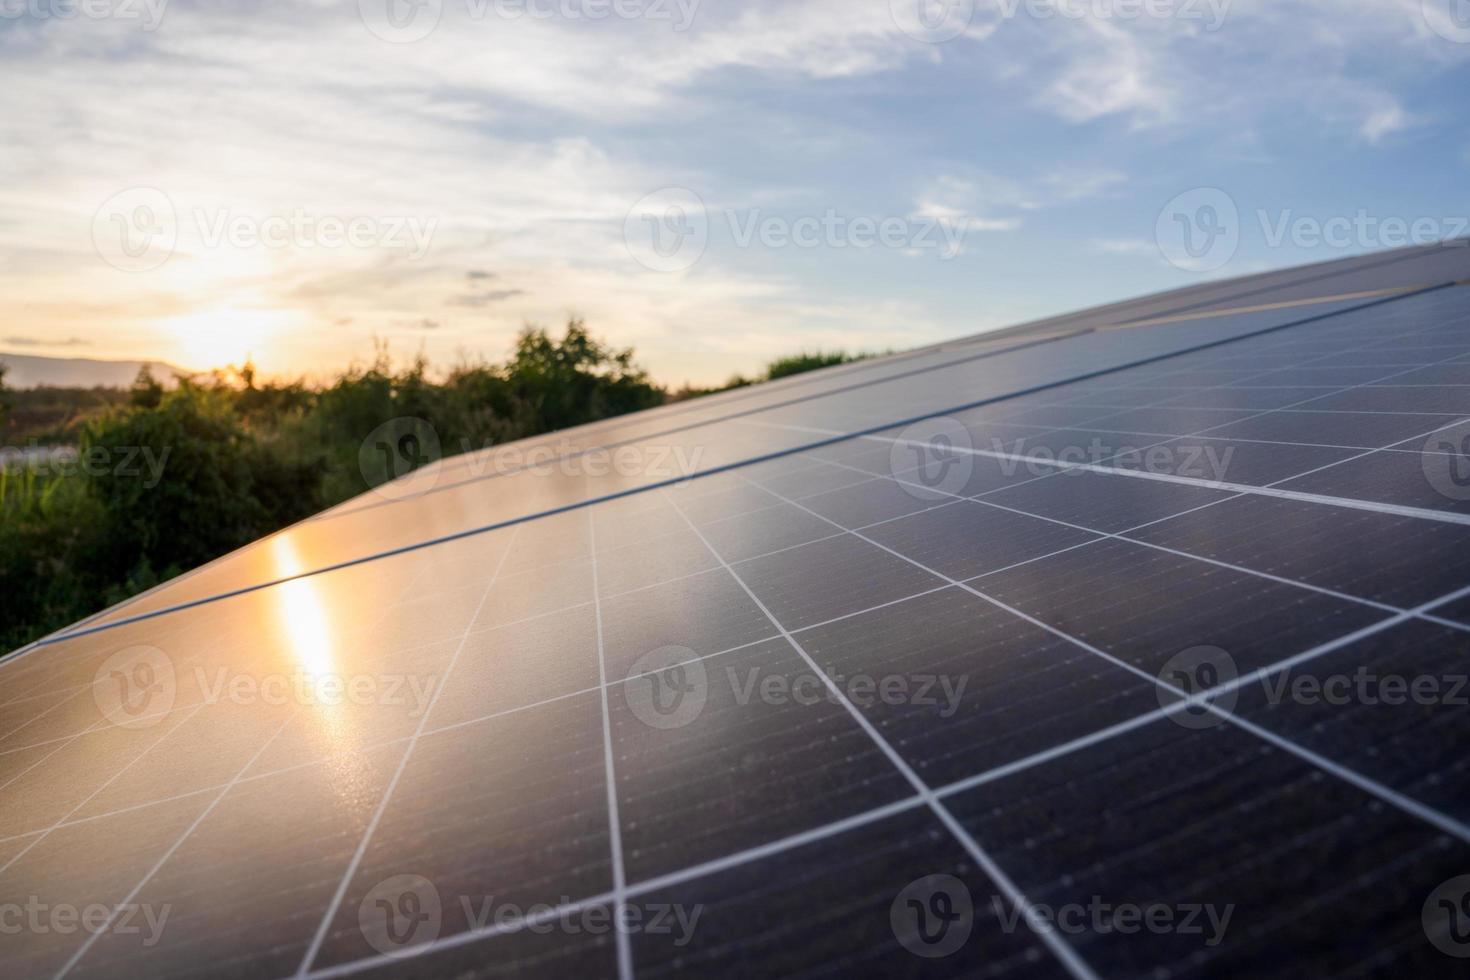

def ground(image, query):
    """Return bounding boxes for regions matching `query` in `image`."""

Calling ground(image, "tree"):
[764,351,859,381]
[505,319,663,433]
[84,381,322,579]
[130,365,164,409]
[1,320,668,652]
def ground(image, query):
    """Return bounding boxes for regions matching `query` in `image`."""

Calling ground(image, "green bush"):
[0,325,868,652]
[84,381,325,577]
[0,320,669,651]
[763,350,862,381]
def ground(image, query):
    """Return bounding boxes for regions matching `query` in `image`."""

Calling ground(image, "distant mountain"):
[0,352,189,389]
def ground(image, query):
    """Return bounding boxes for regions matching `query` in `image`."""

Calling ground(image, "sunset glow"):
[1,3,1466,385]
[160,307,295,372]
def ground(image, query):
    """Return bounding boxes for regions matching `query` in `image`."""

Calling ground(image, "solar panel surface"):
[5,242,1470,978]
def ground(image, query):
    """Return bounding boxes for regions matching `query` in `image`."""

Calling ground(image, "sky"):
[1,0,1468,386]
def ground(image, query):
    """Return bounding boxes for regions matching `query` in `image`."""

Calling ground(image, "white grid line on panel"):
[660,489,1103,980]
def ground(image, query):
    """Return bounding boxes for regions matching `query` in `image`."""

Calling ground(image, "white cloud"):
[914,167,1125,233]
[1038,17,1175,125]
[1089,238,1157,255]
[0,0,1465,382]
[1359,103,1410,143]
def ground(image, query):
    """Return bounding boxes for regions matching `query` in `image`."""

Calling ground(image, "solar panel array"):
[5,241,1470,978]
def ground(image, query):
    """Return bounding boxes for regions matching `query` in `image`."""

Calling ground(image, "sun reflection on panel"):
[270,536,335,678]
[269,535,359,754]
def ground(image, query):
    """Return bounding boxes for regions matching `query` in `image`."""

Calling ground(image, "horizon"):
[2,1,1468,386]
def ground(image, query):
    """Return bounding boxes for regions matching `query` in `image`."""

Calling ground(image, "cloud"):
[1038,18,1175,126]
[1358,101,1410,143]
[4,335,90,347]
[1089,239,1157,256]
[0,0,1464,383]
[915,167,1126,233]
[448,289,528,307]
[1001,0,1463,138]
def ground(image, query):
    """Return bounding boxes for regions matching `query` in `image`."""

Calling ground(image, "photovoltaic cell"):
[64,295,1392,633]
[944,720,1470,978]
[6,244,1470,978]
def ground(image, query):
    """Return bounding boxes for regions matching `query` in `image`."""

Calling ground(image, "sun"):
[159,307,294,371]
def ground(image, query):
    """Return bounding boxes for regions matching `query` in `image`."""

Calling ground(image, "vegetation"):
[1,384,129,446]
[764,350,868,380]
[670,348,883,401]
[0,323,864,652]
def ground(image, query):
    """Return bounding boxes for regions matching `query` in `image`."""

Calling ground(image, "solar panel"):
[6,242,1470,978]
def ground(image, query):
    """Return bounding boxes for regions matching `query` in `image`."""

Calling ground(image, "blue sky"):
[1,0,1468,384]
